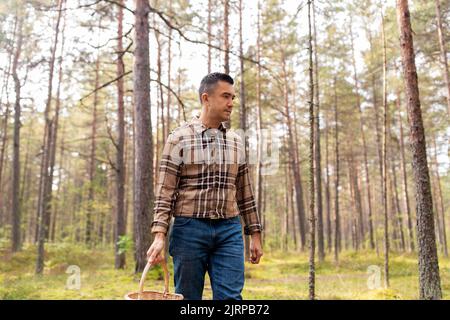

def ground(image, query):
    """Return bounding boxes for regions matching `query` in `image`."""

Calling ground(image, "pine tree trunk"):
[50,124,64,242]
[134,0,154,273]
[349,153,364,250]
[347,158,359,251]
[396,0,442,299]
[255,0,264,246]
[381,11,389,287]
[166,0,172,137]
[312,0,324,263]
[238,0,250,261]
[115,0,126,269]
[11,12,23,252]
[333,76,340,264]
[324,111,332,252]
[0,20,14,228]
[307,0,316,300]
[223,0,229,74]
[207,0,212,73]
[46,10,66,242]
[155,24,165,146]
[367,30,381,257]
[36,0,64,274]
[434,0,450,116]
[86,26,100,246]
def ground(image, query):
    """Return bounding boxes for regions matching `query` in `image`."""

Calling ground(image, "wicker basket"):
[124,259,184,300]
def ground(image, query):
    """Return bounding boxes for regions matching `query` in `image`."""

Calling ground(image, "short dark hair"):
[198,72,234,103]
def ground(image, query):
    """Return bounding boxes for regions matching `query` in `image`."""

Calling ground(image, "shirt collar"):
[190,115,228,135]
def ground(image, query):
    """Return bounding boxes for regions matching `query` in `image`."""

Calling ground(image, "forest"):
[0,0,449,300]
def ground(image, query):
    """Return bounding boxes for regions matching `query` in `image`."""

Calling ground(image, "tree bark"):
[46,7,66,242]
[166,0,172,137]
[133,0,154,273]
[238,0,250,260]
[207,0,212,73]
[367,29,381,257]
[333,76,340,264]
[223,0,230,74]
[86,18,101,246]
[381,11,390,287]
[11,11,23,252]
[115,0,126,269]
[312,0,324,263]
[396,0,442,299]
[307,0,316,300]
[324,108,332,252]
[36,0,64,274]
[255,0,264,245]
[0,18,14,228]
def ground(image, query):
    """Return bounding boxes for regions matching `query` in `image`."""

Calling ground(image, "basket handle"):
[138,258,170,299]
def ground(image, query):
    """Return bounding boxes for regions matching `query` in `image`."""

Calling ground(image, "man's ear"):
[201,92,209,106]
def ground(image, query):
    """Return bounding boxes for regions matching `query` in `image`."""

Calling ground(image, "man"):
[146,72,263,300]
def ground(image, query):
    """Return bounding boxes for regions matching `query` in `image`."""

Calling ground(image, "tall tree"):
[85,17,101,246]
[333,76,340,263]
[434,0,450,116]
[238,0,250,260]
[223,0,230,74]
[166,0,172,136]
[0,14,15,230]
[46,3,66,241]
[396,0,442,300]
[307,0,316,300]
[324,110,332,252]
[36,0,64,274]
[381,8,390,288]
[207,0,213,73]
[312,0,324,262]
[11,9,24,252]
[133,0,154,273]
[255,0,264,244]
[115,0,126,269]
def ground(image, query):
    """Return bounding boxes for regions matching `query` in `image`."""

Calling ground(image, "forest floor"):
[1,242,449,300]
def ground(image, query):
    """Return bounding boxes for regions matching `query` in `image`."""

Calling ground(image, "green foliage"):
[116,235,132,255]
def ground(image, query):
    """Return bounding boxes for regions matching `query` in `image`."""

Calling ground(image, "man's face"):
[203,80,235,122]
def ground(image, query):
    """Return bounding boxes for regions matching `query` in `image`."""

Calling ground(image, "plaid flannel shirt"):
[150,116,262,236]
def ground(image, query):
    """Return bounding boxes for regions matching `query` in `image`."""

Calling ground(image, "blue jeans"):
[168,215,245,300]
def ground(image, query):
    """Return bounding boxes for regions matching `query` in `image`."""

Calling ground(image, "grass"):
[0,242,449,300]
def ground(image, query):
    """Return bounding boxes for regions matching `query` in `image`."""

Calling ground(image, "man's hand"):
[249,232,263,264]
[146,232,166,265]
